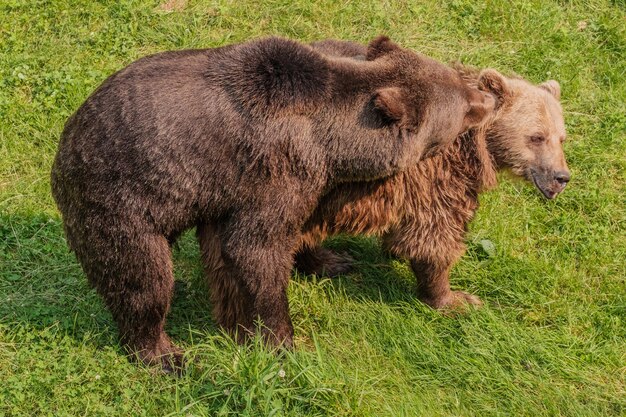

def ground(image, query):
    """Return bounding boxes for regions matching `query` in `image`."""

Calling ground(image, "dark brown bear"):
[289,40,570,308]
[51,36,494,371]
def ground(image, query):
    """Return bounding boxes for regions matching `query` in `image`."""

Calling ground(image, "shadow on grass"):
[292,235,421,306]
[0,213,218,351]
[1,213,426,352]
[1,212,543,352]
[291,232,565,316]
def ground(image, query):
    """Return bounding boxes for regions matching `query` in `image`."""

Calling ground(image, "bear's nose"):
[554,171,570,185]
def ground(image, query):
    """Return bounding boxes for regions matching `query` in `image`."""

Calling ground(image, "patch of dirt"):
[156,0,187,12]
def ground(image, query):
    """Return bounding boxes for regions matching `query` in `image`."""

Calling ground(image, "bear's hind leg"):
[76,228,182,373]
[294,245,354,277]
[197,222,254,342]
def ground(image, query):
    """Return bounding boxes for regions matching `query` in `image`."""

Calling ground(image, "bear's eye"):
[529,135,545,144]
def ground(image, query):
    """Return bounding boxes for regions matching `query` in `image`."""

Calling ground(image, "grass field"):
[1,0,625,415]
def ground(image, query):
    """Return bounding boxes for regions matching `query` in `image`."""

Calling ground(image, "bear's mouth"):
[530,170,557,199]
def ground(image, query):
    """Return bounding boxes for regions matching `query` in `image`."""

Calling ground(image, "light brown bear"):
[285,40,570,309]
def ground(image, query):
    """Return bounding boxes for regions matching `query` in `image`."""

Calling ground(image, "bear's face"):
[366,37,496,158]
[418,70,497,158]
[478,70,570,199]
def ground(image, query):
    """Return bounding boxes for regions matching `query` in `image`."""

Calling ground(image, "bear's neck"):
[439,126,498,194]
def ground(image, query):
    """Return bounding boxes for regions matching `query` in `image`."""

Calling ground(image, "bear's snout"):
[554,170,570,187]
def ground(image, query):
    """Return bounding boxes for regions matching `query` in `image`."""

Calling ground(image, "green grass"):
[1,0,625,415]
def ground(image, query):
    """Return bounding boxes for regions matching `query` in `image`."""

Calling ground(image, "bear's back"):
[209,37,333,114]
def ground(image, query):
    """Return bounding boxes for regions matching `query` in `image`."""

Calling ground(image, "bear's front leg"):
[382,227,482,311]
[410,259,482,310]
[218,218,296,348]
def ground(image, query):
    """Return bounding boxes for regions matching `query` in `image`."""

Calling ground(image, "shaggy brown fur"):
[289,40,570,309]
[51,36,494,372]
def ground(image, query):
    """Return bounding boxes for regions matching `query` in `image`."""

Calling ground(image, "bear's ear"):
[366,36,400,60]
[464,90,496,127]
[539,80,561,100]
[373,87,406,122]
[477,69,509,101]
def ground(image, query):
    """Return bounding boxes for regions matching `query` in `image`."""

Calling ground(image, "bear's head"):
[365,36,496,158]
[477,69,570,199]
